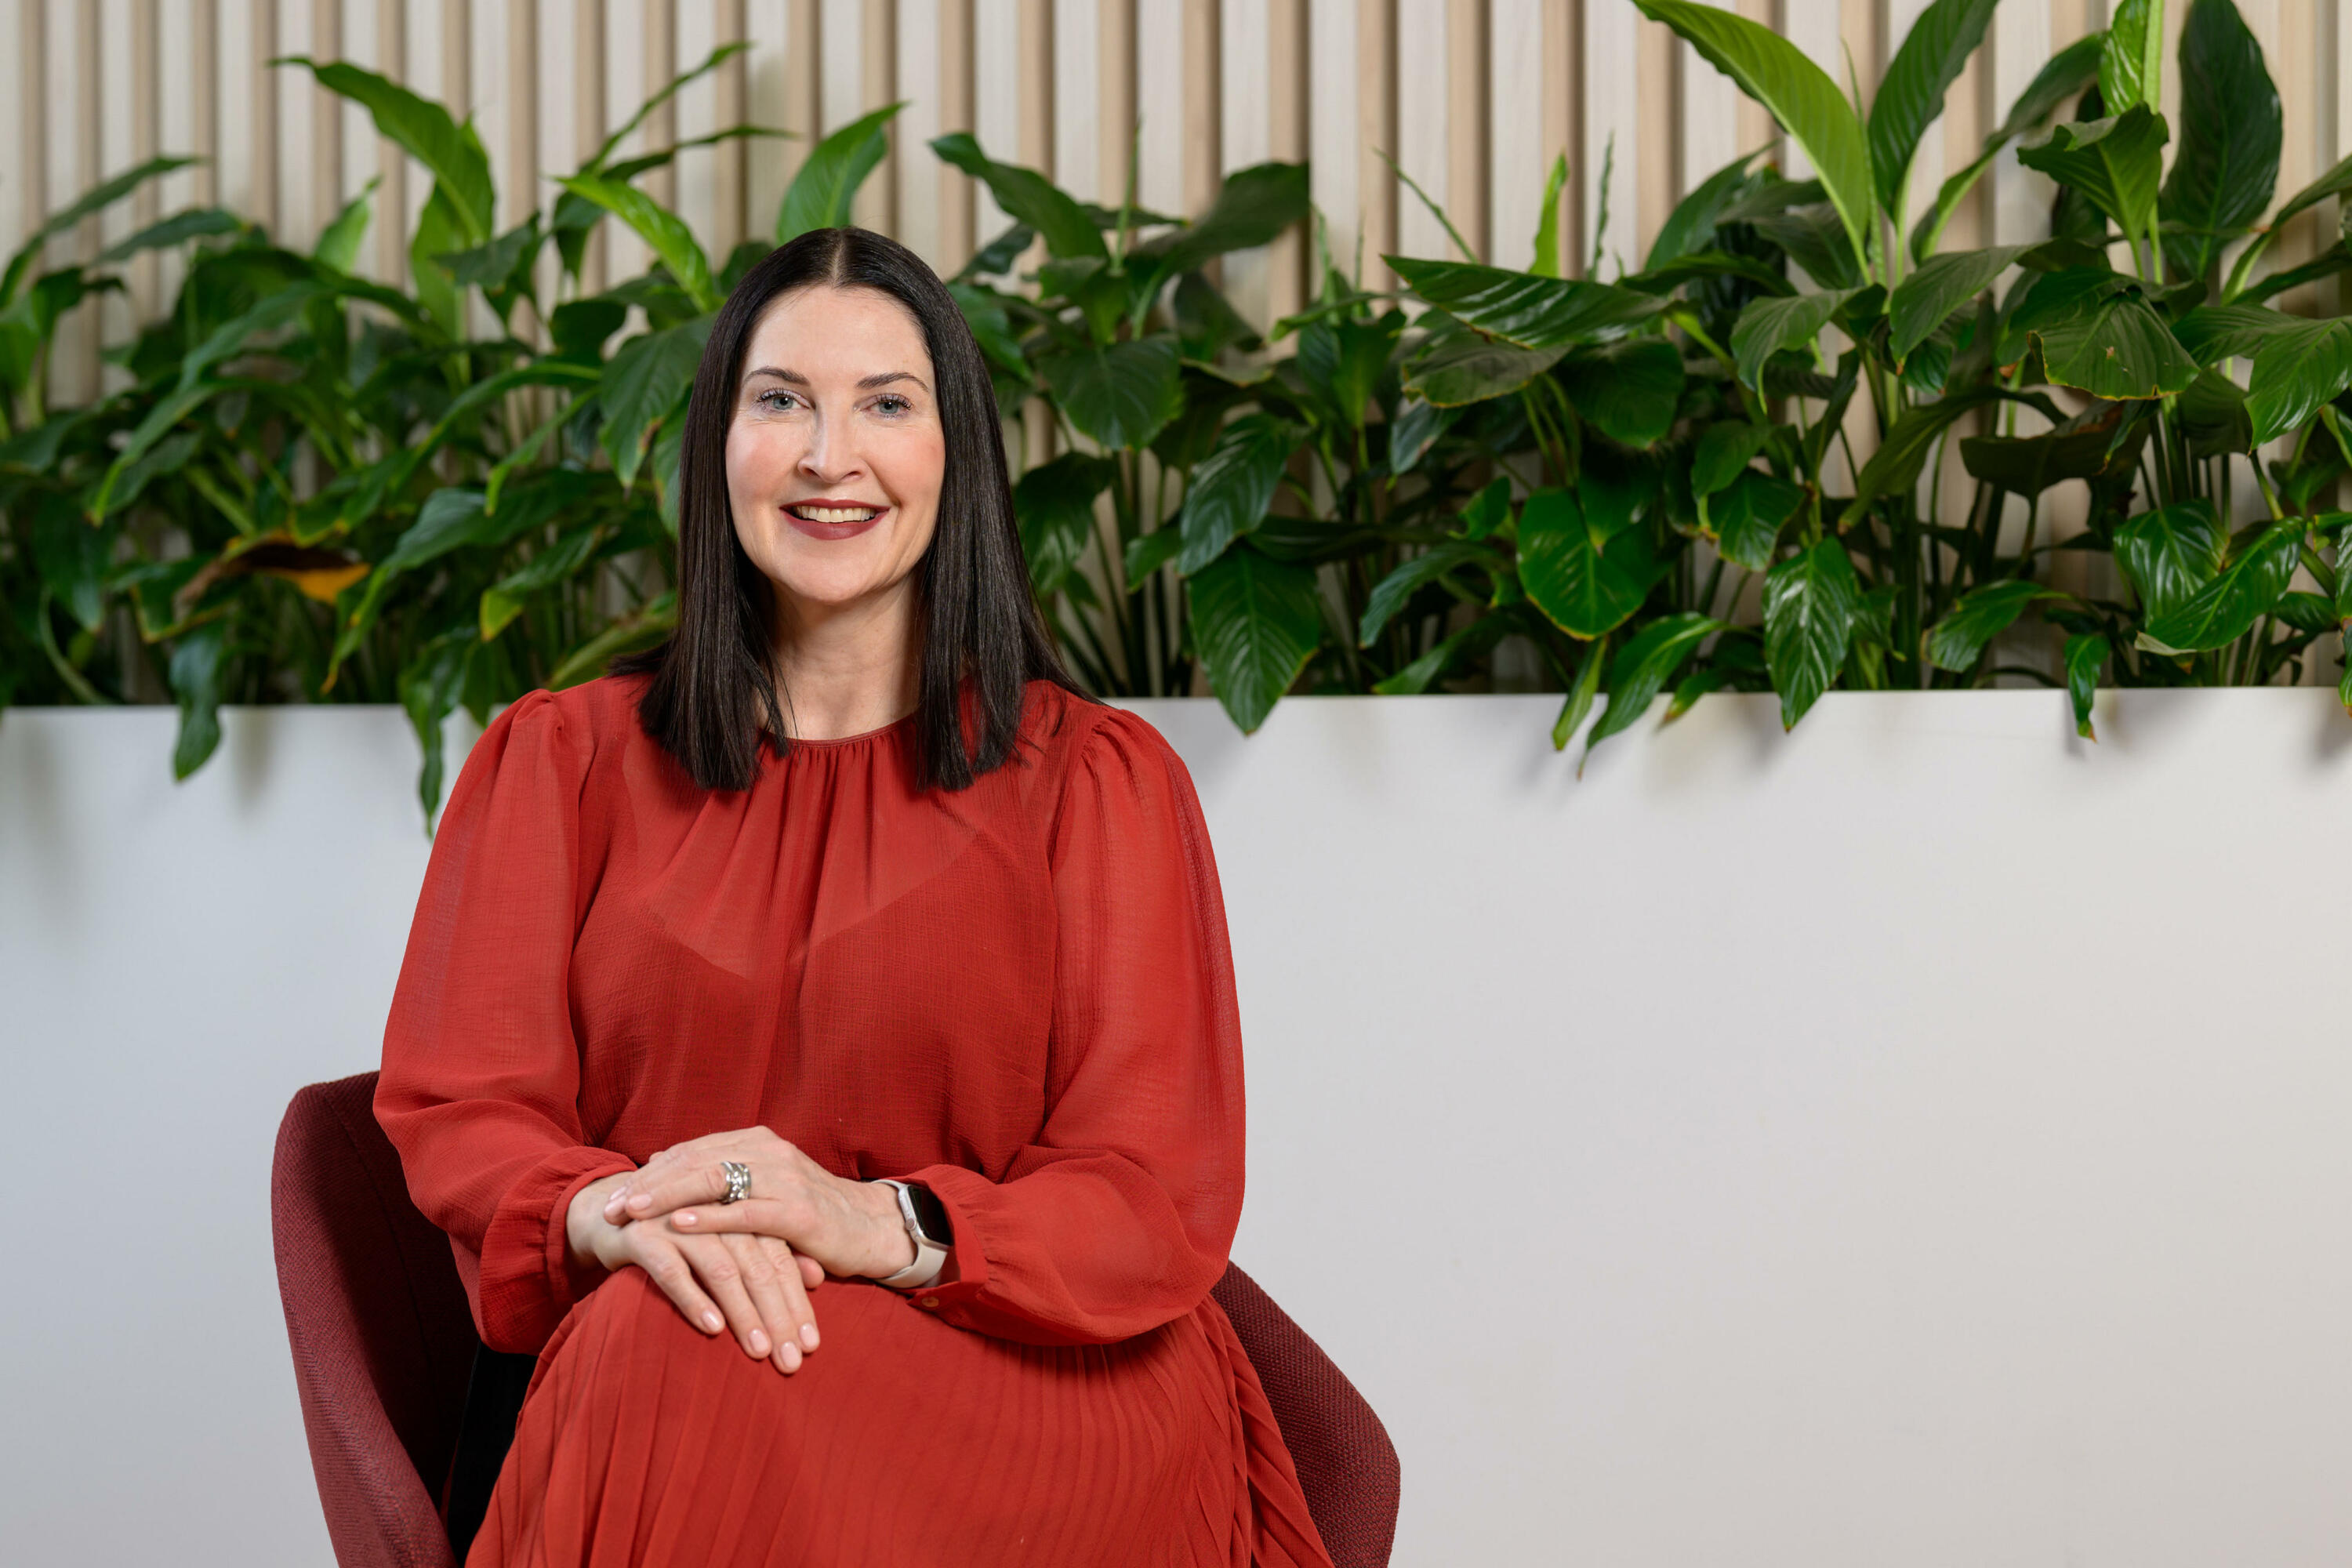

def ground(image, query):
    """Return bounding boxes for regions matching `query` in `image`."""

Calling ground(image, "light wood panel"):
[0,0,2342,409]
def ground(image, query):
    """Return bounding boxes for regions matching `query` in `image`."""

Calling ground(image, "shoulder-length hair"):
[613,226,1083,792]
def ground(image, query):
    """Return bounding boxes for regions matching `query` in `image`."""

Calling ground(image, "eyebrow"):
[742,367,929,392]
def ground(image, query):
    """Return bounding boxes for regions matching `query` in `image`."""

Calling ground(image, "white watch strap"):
[873,1180,949,1289]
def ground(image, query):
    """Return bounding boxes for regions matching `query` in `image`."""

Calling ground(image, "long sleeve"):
[376,690,635,1353]
[906,706,1247,1345]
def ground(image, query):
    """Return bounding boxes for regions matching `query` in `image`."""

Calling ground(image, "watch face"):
[906,1182,954,1247]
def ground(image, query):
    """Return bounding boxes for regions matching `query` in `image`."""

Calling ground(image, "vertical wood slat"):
[191,0,218,207]
[786,0,823,181]
[937,0,974,261]
[569,0,601,290]
[1541,0,1579,275]
[855,0,897,233]
[313,0,343,245]
[131,0,160,314]
[1447,0,1490,261]
[1018,0,1053,175]
[713,0,749,250]
[1266,0,1308,320]
[379,0,410,286]
[1181,0,1218,216]
[641,0,677,207]
[1098,0,1135,210]
[1359,0,1396,292]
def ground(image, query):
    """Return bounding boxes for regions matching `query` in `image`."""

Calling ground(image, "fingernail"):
[800,1323,818,1349]
[673,1210,698,1227]
[628,1193,652,1210]
[749,1330,769,1356]
[702,1311,722,1332]
[781,1343,802,1372]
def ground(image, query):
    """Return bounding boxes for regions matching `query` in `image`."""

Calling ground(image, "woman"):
[375,227,1334,1568]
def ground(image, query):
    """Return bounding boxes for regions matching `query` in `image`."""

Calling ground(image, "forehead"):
[742,284,931,372]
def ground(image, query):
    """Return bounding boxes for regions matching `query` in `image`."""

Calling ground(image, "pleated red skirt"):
[469,1268,1328,1567]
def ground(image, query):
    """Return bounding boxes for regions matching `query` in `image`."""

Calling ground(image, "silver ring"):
[719,1160,752,1204]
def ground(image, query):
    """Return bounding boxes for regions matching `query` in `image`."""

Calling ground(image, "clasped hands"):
[564,1127,917,1374]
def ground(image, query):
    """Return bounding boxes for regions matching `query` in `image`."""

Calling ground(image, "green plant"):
[1624,0,2352,744]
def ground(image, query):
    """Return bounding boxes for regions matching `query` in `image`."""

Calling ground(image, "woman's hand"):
[600,1127,917,1283]
[566,1171,828,1373]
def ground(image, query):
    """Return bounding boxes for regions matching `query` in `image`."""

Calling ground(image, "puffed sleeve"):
[375,689,637,1353]
[903,706,1246,1345]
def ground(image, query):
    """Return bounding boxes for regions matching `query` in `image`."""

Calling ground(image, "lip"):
[782,498,889,540]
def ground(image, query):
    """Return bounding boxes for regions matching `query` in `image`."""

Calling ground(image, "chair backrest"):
[273,1071,1398,1568]
[272,1073,470,1568]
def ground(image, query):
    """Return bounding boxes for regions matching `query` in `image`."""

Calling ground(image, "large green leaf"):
[1925,579,2060,671]
[2018,107,2168,249]
[1912,34,2106,261]
[2161,0,2279,283]
[929,133,1105,261]
[1011,452,1116,598]
[2064,632,2107,739]
[1187,545,1324,732]
[557,175,720,311]
[1585,612,1725,756]
[1556,339,1685,449]
[1730,289,1856,390]
[1177,415,1301,573]
[2031,293,2198,400]
[1131,162,1311,283]
[278,58,493,245]
[1646,149,1768,270]
[1,154,196,307]
[1888,245,2030,367]
[2115,499,2224,621]
[1532,154,1571,278]
[98,207,244,265]
[169,621,230,780]
[1039,335,1182,449]
[2140,515,2303,653]
[1517,484,1661,641]
[1632,1,1876,274]
[1710,470,1807,570]
[601,317,714,485]
[1386,256,1665,349]
[1359,542,1497,646]
[408,183,466,336]
[2244,319,2352,448]
[1371,613,1515,695]
[1690,420,1773,499]
[1401,325,1569,407]
[777,103,905,244]
[1842,389,2002,525]
[1868,0,1998,212]
[2100,0,2165,115]
[32,493,112,632]
[1762,537,1860,728]
[1959,418,2135,494]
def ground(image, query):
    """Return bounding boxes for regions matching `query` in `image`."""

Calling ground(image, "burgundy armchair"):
[271,1072,1400,1567]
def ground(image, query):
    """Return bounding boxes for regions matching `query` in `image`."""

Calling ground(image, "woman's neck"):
[768,583,923,740]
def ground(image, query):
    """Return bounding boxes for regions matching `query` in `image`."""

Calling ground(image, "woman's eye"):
[757,390,799,412]
[873,394,911,416]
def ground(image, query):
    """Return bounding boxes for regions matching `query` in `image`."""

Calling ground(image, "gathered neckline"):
[773,707,922,751]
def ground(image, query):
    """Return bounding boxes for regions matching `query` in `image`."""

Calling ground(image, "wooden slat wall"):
[3,0,2345,406]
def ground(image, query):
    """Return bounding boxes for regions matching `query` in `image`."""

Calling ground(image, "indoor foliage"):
[2,0,2347,814]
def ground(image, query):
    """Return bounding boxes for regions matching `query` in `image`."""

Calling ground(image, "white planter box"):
[5,689,2349,1566]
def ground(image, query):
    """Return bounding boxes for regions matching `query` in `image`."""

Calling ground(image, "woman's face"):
[724,284,946,620]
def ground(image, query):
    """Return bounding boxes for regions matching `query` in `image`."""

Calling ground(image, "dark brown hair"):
[615,227,1083,791]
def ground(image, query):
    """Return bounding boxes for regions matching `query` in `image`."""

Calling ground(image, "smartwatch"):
[871,1179,953,1289]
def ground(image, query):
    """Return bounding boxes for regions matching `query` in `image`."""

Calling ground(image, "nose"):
[797,413,861,486]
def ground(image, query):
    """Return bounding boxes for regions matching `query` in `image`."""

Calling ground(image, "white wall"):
[5,689,2352,1565]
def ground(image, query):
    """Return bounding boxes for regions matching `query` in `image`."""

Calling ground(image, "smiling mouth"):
[786,503,884,524]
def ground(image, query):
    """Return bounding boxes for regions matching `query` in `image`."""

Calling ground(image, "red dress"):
[375,673,1333,1568]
